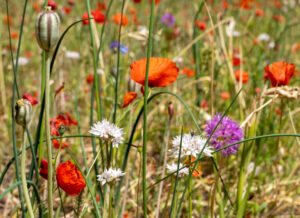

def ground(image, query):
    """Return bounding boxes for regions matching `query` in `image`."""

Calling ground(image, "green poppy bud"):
[15,99,32,127]
[35,7,60,51]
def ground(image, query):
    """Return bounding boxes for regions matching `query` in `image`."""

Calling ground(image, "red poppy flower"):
[195,21,206,31]
[122,92,137,108]
[82,13,90,25]
[50,112,77,136]
[232,56,241,66]
[133,0,142,3]
[92,9,105,24]
[97,2,107,10]
[48,0,57,10]
[181,67,195,77]
[56,161,86,196]
[112,13,129,26]
[86,75,94,84]
[264,61,295,87]
[23,93,38,106]
[39,158,48,180]
[255,9,265,17]
[234,70,249,84]
[222,0,228,9]
[63,7,71,14]
[149,0,160,5]
[68,0,75,6]
[221,92,230,100]
[130,57,179,87]
[52,139,69,149]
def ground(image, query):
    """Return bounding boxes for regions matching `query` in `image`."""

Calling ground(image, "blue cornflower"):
[110,42,129,55]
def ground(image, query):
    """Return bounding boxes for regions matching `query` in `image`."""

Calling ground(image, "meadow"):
[1,0,300,217]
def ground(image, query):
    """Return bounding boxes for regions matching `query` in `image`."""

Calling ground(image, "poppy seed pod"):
[35,7,60,51]
[15,99,32,127]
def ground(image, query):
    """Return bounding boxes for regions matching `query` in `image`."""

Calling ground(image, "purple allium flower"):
[205,115,244,156]
[110,42,129,55]
[160,13,175,27]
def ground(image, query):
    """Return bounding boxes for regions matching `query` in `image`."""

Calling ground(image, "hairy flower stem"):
[45,52,53,217]
[21,127,34,218]
[188,155,192,218]
[142,0,155,216]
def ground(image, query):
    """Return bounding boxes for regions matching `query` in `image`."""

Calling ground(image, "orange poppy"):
[130,57,179,87]
[52,139,69,149]
[56,161,86,196]
[122,92,138,108]
[221,92,230,100]
[181,67,195,77]
[234,70,249,84]
[264,61,295,87]
[185,157,203,177]
[112,13,129,26]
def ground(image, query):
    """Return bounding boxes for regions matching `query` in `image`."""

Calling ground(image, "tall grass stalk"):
[20,127,34,218]
[45,52,53,217]
[142,0,156,216]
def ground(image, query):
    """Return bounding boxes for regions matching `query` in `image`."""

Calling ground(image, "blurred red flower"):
[23,93,38,106]
[56,161,86,196]
[112,13,129,26]
[52,139,69,149]
[48,0,57,10]
[122,92,137,108]
[39,158,48,180]
[234,70,249,84]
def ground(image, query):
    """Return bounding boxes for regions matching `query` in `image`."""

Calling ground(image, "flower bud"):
[15,99,32,127]
[35,7,60,51]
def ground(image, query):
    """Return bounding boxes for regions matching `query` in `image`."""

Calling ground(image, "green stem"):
[45,52,53,217]
[142,1,156,216]
[188,156,192,218]
[21,128,34,218]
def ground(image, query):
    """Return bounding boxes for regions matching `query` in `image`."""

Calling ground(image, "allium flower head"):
[89,119,124,148]
[169,132,214,158]
[205,115,244,156]
[97,168,125,185]
[160,13,175,27]
[166,163,189,177]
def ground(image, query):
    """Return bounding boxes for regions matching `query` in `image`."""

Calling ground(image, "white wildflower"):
[169,132,214,158]
[15,57,28,66]
[257,33,270,42]
[89,119,124,148]
[268,42,275,49]
[97,68,105,75]
[97,168,125,185]
[173,57,183,65]
[226,19,240,37]
[166,163,189,177]
[65,51,80,59]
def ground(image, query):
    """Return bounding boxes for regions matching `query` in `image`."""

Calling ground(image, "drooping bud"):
[35,7,60,52]
[15,99,32,127]
[168,101,174,119]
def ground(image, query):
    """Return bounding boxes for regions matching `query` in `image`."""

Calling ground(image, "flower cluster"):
[205,115,244,156]
[89,119,124,148]
[97,168,125,185]
[169,132,214,158]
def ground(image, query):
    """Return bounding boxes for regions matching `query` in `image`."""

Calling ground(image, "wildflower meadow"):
[1,0,300,217]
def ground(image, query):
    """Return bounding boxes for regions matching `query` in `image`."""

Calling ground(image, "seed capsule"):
[15,99,32,127]
[35,7,60,51]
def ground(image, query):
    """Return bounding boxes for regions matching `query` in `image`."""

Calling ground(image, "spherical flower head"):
[89,119,124,148]
[166,163,189,177]
[205,115,244,156]
[160,13,175,27]
[97,168,125,185]
[169,132,214,158]
[56,161,86,196]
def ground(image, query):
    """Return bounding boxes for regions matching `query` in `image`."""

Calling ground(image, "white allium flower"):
[268,42,275,49]
[166,163,189,177]
[65,51,80,59]
[257,33,270,42]
[89,119,124,148]
[97,168,125,185]
[15,57,28,66]
[169,132,214,158]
